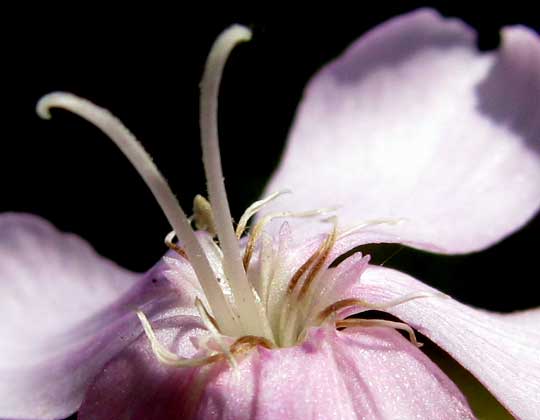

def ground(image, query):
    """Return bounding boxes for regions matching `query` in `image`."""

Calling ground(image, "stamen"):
[164,231,188,259]
[136,310,224,367]
[236,190,291,238]
[199,25,268,337]
[195,298,237,368]
[137,310,272,370]
[286,249,321,295]
[315,292,440,326]
[193,195,217,236]
[229,335,275,353]
[243,208,336,270]
[297,218,338,300]
[38,93,238,336]
[195,298,220,332]
[278,224,337,346]
[337,318,423,347]
[279,238,328,344]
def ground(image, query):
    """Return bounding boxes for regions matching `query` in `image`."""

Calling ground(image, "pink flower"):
[2,8,540,420]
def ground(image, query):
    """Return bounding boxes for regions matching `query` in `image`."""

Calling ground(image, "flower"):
[2,8,540,420]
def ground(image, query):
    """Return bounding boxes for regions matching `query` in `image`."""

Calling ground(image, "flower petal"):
[501,307,540,328]
[79,315,208,420]
[262,9,540,253]
[0,213,193,419]
[352,265,540,419]
[81,323,475,419]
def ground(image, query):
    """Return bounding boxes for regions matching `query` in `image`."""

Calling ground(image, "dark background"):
[2,1,539,329]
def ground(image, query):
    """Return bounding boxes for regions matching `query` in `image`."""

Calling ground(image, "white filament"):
[164,230,176,246]
[352,291,444,313]
[316,291,443,327]
[248,208,337,249]
[337,318,423,347]
[37,93,239,335]
[199,25,270,337]
[195,298,237,367]
[136,310,221,367]
[236,189,291,238]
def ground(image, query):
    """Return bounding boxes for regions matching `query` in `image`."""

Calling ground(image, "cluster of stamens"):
[37,25,434,370]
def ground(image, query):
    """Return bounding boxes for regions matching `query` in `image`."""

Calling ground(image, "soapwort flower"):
[1,9,540,420]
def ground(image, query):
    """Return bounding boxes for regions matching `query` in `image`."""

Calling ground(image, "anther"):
[193,195,217,236]
[287,251,320,295]
[297,218,338,300]
[230,335,275,353]
[277,225,338,346]
[164,231,188,259]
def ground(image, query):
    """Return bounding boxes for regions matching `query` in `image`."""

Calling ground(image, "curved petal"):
[81,323,474,419]
[350,265,540,419]
[262,8,540,254]
[0,213,194,419]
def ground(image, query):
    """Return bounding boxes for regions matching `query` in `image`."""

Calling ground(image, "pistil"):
[199,25,272,339]
[36,93,239,336]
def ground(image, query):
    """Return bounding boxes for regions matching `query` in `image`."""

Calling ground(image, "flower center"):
[37,25,434,368]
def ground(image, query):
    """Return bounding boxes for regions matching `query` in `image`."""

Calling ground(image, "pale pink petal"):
[262,9,540,254]
[501,307,540,328]
[350,265,540,419]
[0,214,195,419]
[81,323,475,419]
[79,315,208,420]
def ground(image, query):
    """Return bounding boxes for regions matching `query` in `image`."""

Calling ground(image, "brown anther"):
[317,292,437,326]
[166,241,188,259]
[230,335,275,356]
[242,213,278,270]
[286,251,320,295]
[242,240,255,270]
[316,298,372,325]
[297,224,338,300]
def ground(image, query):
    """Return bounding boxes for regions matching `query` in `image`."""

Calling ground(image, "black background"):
[2,1,539,324]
